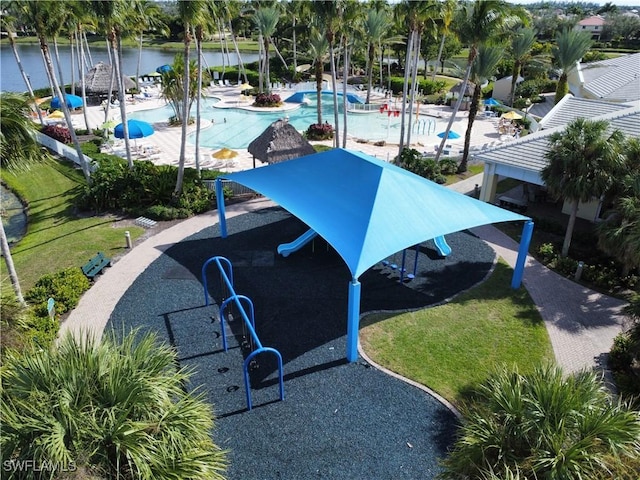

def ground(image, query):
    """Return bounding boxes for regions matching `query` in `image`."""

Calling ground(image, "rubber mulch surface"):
[107,207,496,479]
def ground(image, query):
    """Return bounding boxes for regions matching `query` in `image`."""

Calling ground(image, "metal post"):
[125,230,132,249]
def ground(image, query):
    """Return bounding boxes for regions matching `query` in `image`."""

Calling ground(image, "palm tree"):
[18,0,92,184]
[0,93,47,305]
[441,364,640,480]
[308,29,330,125]
[541,118,626,257]
[363,9,391,105]
[552,28,592,104]
[175,0,206,195]
[1,329,228,478]
[0,5,44,125]
[597,138,640,275]
[434,0,523,162]
[508,26,536,107]
[253,6,280,94]
[132,0,169,91]
[431,0,457,82]
[458,44,504,173]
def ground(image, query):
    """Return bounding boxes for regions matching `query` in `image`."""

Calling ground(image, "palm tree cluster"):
[1,330,228,479]
[441,364,640,480]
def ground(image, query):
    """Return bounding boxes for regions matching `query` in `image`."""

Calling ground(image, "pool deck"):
[78,82,506,172]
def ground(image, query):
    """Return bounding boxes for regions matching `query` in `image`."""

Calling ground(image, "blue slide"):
[277,229,318,257]
[433,236,452,257]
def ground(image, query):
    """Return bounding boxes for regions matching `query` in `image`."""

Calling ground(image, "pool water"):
[130,94,448,150]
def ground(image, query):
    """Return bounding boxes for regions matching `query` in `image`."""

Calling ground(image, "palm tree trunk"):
[53,39,66,93]
[83,30,93,67]
[176,31,191,194]
[79,31,91,134]
[459,84,482,173]
[258,34,264,92]
[366,42,374,104]
[315,60,323,125]
[399,29,415,155]
[8,31,44,125]
[69,35,76,96]
[406,32,421,148]
[509,62,521,107]
[329,41,340,148]
[431,34,446,81]
[435,50,475,162]
[229,21,247,83]
[136,33,144,91]
[292,17,298,71]
[195,33,203,177]
[38,34,92,184]
[114,35,133,169]
[342,42,352,148]
[562,200,579,257]
[264,38,271,94]
[1,222,25,306]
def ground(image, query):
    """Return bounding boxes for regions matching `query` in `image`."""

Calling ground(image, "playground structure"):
[202,256,285,411]
[277,228,318,257]
[381,236,451,282]
[413,118,437,136]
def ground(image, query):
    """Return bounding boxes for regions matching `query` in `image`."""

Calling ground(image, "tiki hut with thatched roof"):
[248,119,316,168]
[80,62,136,103]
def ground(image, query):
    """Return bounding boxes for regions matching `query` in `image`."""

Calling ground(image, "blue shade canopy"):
[156,64,172,73]
[484,97,501,106]
[114,120,154,139]
[222,149,528,279]
[437,130,461,139]
[50,94,83,109]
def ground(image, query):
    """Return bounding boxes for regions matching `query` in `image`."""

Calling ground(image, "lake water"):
[1,43,259,93]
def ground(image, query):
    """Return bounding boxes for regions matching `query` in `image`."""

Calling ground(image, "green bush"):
[398,148,448,183]
[439,158,458,175]
[25,267,90,316]
[555,255,578,276]
[144,204,191,221]
[537,242,556,264]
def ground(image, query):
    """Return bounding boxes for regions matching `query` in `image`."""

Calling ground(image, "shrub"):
[439,158,458,175]
[25,267,91,316]
[537,242,556,264]
[144,204,191,221]
[0,330,228,479]
[41,124,71,144]
[398,148,448,183]
[253,93,282,107]
[305,122,334,141]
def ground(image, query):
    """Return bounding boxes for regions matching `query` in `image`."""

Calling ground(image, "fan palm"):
[440,364,640,480]
[541,118,626,257]
[552,28,592,104]
[1,330,228,479]
[597,138,640,275]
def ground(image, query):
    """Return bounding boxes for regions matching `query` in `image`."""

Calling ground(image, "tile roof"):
[539,95,633,129]
[473,106,640,175]
[579,53,640,101]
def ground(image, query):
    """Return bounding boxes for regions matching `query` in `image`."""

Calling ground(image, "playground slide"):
[434,235,452,257]
[277,229,318,257]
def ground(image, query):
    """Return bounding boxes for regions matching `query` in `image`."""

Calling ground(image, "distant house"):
[491,75,524,104]
[574,15,606,40]
[567,53,640,104]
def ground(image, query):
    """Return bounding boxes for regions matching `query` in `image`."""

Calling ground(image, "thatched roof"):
[81,62,136,93]
[449,81,476,97]
[248,119,316,167]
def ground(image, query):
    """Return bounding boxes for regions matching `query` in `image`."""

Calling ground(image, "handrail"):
[202,256,285,411]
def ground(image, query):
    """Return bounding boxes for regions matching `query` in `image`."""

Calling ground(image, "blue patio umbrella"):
[437,130,461,140]
[156,64,172,74]
[484,97,501,107]
[50,94,83,109]
[114,119,154,139]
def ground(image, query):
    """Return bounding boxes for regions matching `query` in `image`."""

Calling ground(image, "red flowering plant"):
[305,122,334,141]
[42,124,72,144]
[253,93,282,108]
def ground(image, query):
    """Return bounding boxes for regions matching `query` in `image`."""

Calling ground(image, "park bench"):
[498,195,528,214]
[81,252,111,280]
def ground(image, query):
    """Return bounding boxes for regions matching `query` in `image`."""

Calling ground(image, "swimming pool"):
[129,94,448,149]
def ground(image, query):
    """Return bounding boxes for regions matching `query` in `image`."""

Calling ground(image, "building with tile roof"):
[568,53,640,103]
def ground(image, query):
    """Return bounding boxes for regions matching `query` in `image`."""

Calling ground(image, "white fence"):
[36,132,94,170]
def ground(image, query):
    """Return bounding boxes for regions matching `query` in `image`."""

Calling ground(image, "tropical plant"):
[552,28,592,104]
[597,138,640,275]
[440,364,640,480]
[1,330,228,479]
[541,118,626,257]
[431,0,457,81]
[459,44,504,173]
[308,28,330,125]
[363,10,391,104]
[253,6,280,94]
[435,0,524,162]
[508,26,536,107]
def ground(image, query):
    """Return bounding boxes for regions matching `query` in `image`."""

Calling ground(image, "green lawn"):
[2,158,144,292]
[360,261,554,405]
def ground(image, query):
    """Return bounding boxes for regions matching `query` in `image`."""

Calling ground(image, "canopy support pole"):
[512,220,534,288]
[346,278,361,362]
[216,178,228,238]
